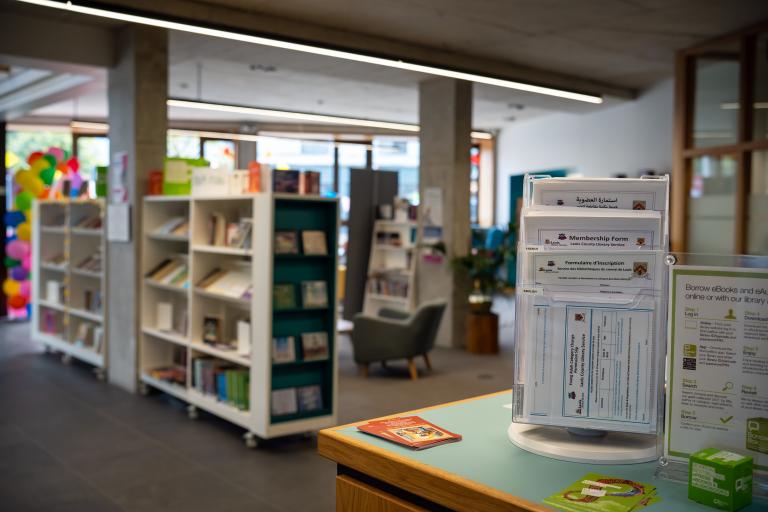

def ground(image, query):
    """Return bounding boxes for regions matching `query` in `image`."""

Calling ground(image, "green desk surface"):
[336,391,766,511]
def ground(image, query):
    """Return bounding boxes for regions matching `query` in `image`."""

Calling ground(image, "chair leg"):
[381,360,388,370]
[359,363,369,377]
[422,353,432,371]
[407,358,418,380]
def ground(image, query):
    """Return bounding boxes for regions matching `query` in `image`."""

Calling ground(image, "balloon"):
[38,189,50,200]
[4,257,20,268]
[8,295,27,309]
[30,158,48,174]
[70,172,83,193]
[14,169,32,186]
[2,278,20,297]
[47,147,65,161]
[19,280,31,298]
[27,151,44,165]
[56,162,69,173]
[4,211,25,228]
[21,255,31,272]
[6,240,30,260]
[67,157,79,173]
[16,222,31,241]
[14,191,33,211]
[39,167,56,186]
[10,267,28,281]
[43,154,57,168]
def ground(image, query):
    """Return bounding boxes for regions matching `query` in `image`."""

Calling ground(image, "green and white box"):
[746,418,768,455]
[689,448,752,511]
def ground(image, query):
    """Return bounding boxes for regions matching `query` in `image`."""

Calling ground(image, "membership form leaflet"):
[521,252,663,433]
[666,266,768,472]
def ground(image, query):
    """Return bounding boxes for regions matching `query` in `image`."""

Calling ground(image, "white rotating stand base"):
[508,422,658,464]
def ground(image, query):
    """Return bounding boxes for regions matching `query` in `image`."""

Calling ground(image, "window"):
[6,129,72,172]
[75,136,109,180]
[167,134,200,159]
[337,143,367,220]
[371,136,419,204]
[257,136,335,195]
[202,139,236,170]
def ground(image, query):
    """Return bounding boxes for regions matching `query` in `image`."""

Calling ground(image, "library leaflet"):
[666,266,768,472]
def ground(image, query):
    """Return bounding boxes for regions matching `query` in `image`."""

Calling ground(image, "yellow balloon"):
[14,169,32,186]
[30,159,48,174]
[2,278,20,297]
[16,222,31,241]
[26,177,44,197]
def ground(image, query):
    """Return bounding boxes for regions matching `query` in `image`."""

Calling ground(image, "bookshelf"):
[139,193,338,447]
[362,220,417,315]
[31,199,107,377]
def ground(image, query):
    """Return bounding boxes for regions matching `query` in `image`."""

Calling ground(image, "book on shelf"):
[192,356,250,410]
[157,302,174,331]
[297,385,323,412]
[84,289,103,314]
[376,231,403,247]
[301,281,328,308]
[272,336,296,363]
[77,251,103,272]
[301,332,329,361]
[357,416,462,450]
[226,218,253,249]
[197,267,251,299]
[74,216,102,229]
[42,310,59,335]
[148,364,187,385]
[236,320,251,357]
[73,322,97,349]
[274,231,299,254]
[146,257,189,288]
[273,283,296,309]
[271,388,298,416]
[93,326,105,354]
[202,316,223,345]
[44,253,66,266]
[175,307,189,337]
[299,170,321,195]
[367,275,409,297]
[273,170,300,194]
[46,280,65,304]
[301,230,327,255]
[153,216,189,238]
[209,211,227,246]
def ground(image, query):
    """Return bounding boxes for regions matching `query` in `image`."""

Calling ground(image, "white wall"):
[496,79,673,225]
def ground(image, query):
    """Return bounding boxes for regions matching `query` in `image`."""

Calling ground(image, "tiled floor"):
[0,307,514,512]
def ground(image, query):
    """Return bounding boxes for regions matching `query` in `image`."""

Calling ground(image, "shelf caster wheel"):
[243,432,259,449]
[138,382,150,396]
[61,354,72,365]
[94,369,106,381]
[187,405,198,420]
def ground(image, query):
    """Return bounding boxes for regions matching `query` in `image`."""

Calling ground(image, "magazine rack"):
[510,175,669,464]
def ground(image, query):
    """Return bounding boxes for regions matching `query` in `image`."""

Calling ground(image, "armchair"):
[350,300,446,380]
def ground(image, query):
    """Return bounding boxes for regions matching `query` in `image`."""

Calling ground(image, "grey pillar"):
[107,26,167,392]
[236,140,257,169]
[417,79,472,348]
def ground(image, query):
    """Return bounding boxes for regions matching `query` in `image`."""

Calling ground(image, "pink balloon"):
[47,147,65,161]
[19,280,31,298]
[22,254,32,272]
[70,172,84,194]
[6,240,30,260]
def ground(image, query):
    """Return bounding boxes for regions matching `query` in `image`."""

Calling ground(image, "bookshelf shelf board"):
[71,228,101,236]
[142,327,190,347]
[194,288,251,307]
[41,226,67,234]
[69,308,103,323]
[38,299,67,312]
[143,195,191,202]
[366,294,409,303]
[190,341,250,367]
[140,373,189,401]
[41,263,67,272]
[187,388,251,429]
[144,279,188,294]
[192,194,259,201]
[148,233,189,242]
[192,245,253,256]
[71,268,103,279]
[39,332,104,367]
[373,244,414,251]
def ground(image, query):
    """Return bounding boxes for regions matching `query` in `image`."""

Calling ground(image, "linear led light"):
[71,120,109,131]
[17,0,603,104]
[720,101,768,110]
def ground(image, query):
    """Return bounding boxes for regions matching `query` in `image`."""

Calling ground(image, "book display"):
[140,193,338,446]
[363,220,417,315]
[511,175,669,464]
[31,199,108,376]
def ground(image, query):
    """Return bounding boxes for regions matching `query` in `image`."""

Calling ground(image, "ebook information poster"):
[666,266,768,472]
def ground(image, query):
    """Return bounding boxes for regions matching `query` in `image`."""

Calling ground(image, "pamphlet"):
[665,266,768,473]
[543,473,658,512]
[531,178,668,213]
[357,416,461,450]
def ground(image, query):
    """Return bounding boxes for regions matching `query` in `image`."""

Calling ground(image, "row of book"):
[146,257,190,289]
[375,230,411,247]
[274,230,328,255]
[83,289,102,314]
[273,170,321,195]
[274,281,328,309]
[367,276,409,297]
[148,364,187,386]
[209,213,252,249]
[271,384,323,416]
[77,251,103,273]
[197,267,251,300]
[73,322,105,354]
[73,215,102,230]
[153,216,190,238]
[272,331,329,364]
[192,356,250,410]
[155,302,189,337]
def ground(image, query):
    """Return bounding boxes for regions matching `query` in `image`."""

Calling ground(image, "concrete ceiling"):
[190,0,768,89]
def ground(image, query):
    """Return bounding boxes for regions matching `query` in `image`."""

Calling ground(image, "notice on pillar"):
[666,266,768,473]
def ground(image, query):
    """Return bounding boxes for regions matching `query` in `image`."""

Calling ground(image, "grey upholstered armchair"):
[350,300,447,380]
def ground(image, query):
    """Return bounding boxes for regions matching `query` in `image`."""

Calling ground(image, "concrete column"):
[417,78,472,348]
[236,140,257,169]
[107,26,167,392]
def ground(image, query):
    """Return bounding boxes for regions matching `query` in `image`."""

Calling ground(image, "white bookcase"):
[363,220,417,315]
[139,193,339,447]
[31,199,107,377]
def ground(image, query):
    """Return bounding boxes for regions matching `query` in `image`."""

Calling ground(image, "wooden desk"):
[319,390,765,512]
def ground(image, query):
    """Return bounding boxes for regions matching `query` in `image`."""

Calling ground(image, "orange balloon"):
[38,189,50,199]
[8,294,27,309]
[56,162,69,173]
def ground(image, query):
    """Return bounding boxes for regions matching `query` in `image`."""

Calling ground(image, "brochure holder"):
[656,252,768,500]
[510,174,669,464]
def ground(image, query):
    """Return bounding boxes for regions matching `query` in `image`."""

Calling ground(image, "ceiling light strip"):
[17,0,603,104]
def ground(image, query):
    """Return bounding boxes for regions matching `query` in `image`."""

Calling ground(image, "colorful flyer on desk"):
[665,266,768,473]
[522,207,661,250]
[543,472,658,512]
